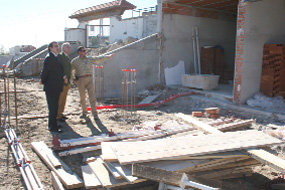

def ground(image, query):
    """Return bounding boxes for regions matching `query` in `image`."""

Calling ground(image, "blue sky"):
[0,0,157,51]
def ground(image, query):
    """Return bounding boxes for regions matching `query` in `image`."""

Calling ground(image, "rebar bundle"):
[95,65,104,104]
[121,69,137,120]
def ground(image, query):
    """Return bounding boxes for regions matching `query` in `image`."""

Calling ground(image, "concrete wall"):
[238,0,285,103]
[162,14,236,76]
[110,14,157,43]
[65,28,86,46]
[96,37,159,98]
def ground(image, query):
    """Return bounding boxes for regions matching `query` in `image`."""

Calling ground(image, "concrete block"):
[181,74,220,90]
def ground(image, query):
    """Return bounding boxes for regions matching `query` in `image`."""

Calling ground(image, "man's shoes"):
[57,118,65,122]
[93,114,100,121]
[80,113,87,119]
[62,115,68,120]
[50,128,62,133]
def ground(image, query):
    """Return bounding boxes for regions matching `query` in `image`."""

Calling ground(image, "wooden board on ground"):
[47,153,62,168]
[132,164,183,186]
[31,142,83,189]
[217,119,254,132]
[246,149,285,173]
[112,130,281,165]
[108,162,145,183]
[103,162,123,179]
[101,142,118,162]
[88,158,128,188]
[139,93,161,104]
[51,171,65,190]
[177,113,285,174]
[144,159,210,172]
[81,165,102,189]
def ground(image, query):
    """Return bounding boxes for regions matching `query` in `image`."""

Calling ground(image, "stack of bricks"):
[201,46,226,82]
[260,44,285,97]
[192,107,220,119]
[205,107,220,119]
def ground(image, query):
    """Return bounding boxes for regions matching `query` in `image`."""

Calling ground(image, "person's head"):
[48,41,59,55]
[61,42,71,55]
[77,46,86,58]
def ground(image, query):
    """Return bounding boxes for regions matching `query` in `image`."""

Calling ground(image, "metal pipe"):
[14,71,18,131]
[0,80,2,127]
[101,66,104,103]
[195,27,201,75]
[192,28,198,74]
[7,71,10,125]
[102,33,158,56]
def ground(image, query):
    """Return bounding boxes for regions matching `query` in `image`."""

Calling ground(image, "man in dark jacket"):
[40,41,64,132]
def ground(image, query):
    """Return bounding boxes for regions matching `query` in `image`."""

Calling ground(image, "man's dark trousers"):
[45,90,61,130]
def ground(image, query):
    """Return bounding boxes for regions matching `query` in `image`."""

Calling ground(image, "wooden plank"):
[81,165,102,189]
[51,171,65,190]
[176,113,222,134]
[177,113,285,174]
[112,130,281,165]
[103,161,123,179]
[247,149,285,173]
[31,142,83,189]
[133,164,220,190]
[109,162,142,183]
[144,159,210,172]
[88,158,128,188]
[101,142,118,162]
[59,145,101,157]
[132,164,183,186]
[217,119,254,132]
[139,93,161,104]
[197,165,256,179]
[47,153,62,168]
[186,158,259,173]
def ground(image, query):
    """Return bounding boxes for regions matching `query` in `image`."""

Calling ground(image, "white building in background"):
[65,0,157,47]
[9,45,36,59]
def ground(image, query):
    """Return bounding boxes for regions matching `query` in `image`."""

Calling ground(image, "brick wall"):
[233,0,246,104]
[162,3,220,20]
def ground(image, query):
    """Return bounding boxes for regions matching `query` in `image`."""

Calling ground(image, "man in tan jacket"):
[71,46,113,120]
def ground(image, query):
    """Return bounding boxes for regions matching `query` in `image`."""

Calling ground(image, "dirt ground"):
[0,78,284,190]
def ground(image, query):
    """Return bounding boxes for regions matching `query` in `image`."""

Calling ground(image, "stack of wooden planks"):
[96,115,285,189]
[32,115,285,189]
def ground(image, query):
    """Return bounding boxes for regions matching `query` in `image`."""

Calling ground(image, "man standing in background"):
[40,41,63,133]
[71,46,113,121]
[57,42,71,122]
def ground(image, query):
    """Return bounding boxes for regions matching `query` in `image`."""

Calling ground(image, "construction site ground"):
[0,78,284,190]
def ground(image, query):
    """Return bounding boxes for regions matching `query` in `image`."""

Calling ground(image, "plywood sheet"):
[112,130,281,165]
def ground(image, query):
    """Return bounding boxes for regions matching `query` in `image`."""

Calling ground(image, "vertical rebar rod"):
[133,69,137,115]
[3,70,7,109]
[122,70,125,120]
[14,71,18,131]
[130,70,133,115]
[126,69,130,118]
[101,66,104,104]
[0,79,2,127]
[7,72,10,126]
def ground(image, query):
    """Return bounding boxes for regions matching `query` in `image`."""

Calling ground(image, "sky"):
[0,0,157,51]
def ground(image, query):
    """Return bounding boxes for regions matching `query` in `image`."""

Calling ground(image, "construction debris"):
[31,141,83,189]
